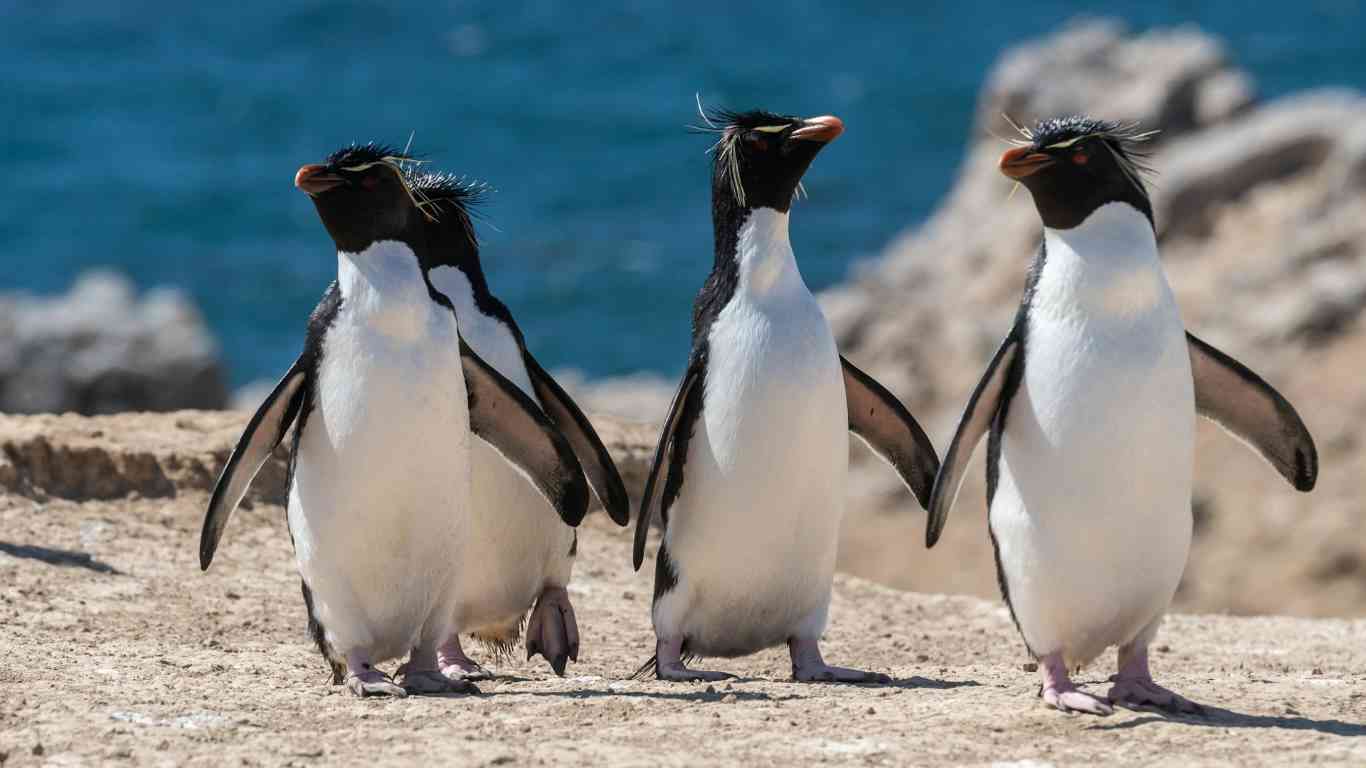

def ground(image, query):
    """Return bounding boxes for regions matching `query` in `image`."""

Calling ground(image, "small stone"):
[704,684,715,694]
[1156,645,1171,653]
[31,744,44,757]
[915,654,929,663]
[1022,662,1038,673]
[866,707,876,715]
[721,694,737,704]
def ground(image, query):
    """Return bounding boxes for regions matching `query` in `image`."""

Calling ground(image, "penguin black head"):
[295,143,431,253]
[699,107,844,213]
[999,116,1158,230]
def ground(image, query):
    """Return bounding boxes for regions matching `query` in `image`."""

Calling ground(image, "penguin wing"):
[521,352,631,526]
[461,338,591,526]
[633,362,703,571]
[200,357,308,570]
[925,331,1021,548]
[841,356,939,510]
[1187,332,1318,491]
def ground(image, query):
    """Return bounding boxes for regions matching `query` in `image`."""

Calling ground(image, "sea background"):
[4,1,1364,390]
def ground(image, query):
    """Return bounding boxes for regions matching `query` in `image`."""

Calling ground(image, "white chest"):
[292,243,473,560]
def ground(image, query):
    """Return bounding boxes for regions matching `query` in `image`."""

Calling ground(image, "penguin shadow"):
[522,686,786,704]
[0,541,122,575]
[885,675,981,691]
[1090,704,1366,737]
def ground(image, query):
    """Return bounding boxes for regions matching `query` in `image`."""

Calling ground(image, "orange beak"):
[790,115,844,143]
[294,164,346,196]
[999,146,1055,179]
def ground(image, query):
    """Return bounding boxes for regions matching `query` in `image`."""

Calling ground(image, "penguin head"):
[701,108,844,213]
[999,116,1157,229]
[295,144,429,253]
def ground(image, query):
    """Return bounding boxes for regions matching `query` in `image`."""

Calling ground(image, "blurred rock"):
[824,22,1366,618]
[0,271,228,415]
[979,20,1253,143]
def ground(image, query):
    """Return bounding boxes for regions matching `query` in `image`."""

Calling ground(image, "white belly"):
[288,244,473,663]
[990,204,1196,667]
[427,265,574,633]
[655,259,847,657]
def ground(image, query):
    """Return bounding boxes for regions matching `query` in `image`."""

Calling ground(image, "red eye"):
[361,174,379,188]
[1073,151,1090,165]
[746,134,769,151]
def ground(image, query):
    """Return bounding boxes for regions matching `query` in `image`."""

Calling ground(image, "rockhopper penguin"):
[408,168,631,680]
[927,116,1318,715]
[634,108,941,683]
[199,144,590,697]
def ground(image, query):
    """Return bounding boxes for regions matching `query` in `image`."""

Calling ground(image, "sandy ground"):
[2,489,1364,767]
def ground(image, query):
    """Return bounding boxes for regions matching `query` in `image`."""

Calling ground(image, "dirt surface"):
[3,483,1364,766]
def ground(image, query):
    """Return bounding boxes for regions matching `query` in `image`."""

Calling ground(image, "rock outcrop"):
[0,271,228,415]
[822,20,1366,619]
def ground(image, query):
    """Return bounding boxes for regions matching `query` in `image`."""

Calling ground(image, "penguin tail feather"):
[630,655,658,681]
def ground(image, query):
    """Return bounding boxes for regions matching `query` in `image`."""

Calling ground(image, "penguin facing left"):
[198,144,590,698]
[634,108,940,683]
[403,169,631,680]
[927,116,1318,715]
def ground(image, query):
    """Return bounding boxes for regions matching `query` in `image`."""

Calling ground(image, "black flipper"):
[522,352,631,526]
[1186,332,1318,492]
[461,339,590,526]
[925,332,1022,548]
[841,356,940,511]
[633,363,703,571]
[200,358,308,570]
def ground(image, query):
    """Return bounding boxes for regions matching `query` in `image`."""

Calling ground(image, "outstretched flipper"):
[1186,332,1317,491]
[925,332,1022,547]
[461,339,590,526]
[633,363,703,571]
[841,356,939,510]
[200,358,308,570]
[522,352,631,526]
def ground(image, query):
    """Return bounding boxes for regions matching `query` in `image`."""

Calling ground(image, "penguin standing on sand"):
[928,116,1317,715]
[199,144,590,697]
[634,108,940,683]
[407,169,630,680]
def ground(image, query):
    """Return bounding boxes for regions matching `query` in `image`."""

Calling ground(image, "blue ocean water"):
[3,2,1363,387]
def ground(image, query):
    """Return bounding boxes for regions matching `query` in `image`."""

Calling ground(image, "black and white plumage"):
[928,116,1317,715]
[402,171,630,680]
[634,108,939,683]
[199,144,590,698]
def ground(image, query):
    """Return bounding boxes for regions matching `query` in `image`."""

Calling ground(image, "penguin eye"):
[744,132,770,151]
[361,173,380,188]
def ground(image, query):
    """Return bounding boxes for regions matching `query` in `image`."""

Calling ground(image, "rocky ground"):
[1,411,1364,766]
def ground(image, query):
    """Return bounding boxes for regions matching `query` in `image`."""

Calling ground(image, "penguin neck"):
[720,206,804,299]
[337,240,439,339]
[1036,201,1169,319]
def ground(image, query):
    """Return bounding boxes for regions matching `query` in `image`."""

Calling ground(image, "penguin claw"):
[792,665,892,685]
[397,668,479,696]
[1043,686,1113,716]
[656,663,735,683]
[345,671,407,699]
[1107,677,1204,716]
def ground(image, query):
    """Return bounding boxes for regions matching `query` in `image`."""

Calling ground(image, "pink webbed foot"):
[396,646,479,696]
[1108,645,1204,715]
[652,636,735,683]
[344,652,406,698]
[789,638,891,685]
[1039,653,1112,716]
[525,586,579,677]
[438,634,494,681]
